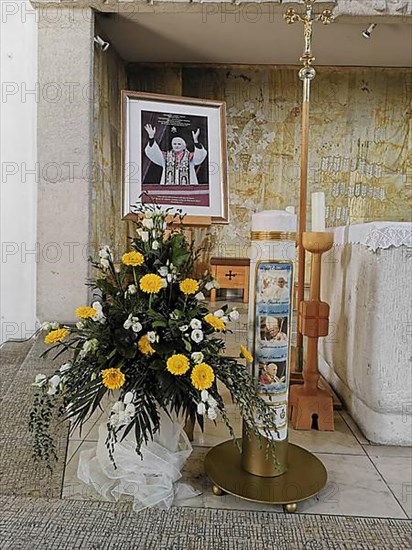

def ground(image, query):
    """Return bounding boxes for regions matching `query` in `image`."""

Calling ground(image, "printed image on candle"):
[259,316,288,342]
[258,270,290,303]
[258,361,287,395]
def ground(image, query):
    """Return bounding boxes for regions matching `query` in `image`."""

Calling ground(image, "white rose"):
[229,309,240,322]
[34,373,47,386]
[125,403,136,416]
[191,329,204,344]
[200,390,209,402]
[221,316,229,324]
[132,322,142,333]
[158,266,168,277]
[179,325,189,332]
[208,396,218,409]
[59,363,71,373]
[214,309,224,318]
[123,392,134,404]
[190,318,202,329]
[123,314,133,330]
[191,352,204,365]
[112,401,125,414]
[195,292,205,301]
[147,331,157,343]
[49,374,61,387]
[142,218,154,229]
[197,402,206,415]
[152,240,159,250]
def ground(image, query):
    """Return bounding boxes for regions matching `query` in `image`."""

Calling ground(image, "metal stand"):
[205,439,327,513]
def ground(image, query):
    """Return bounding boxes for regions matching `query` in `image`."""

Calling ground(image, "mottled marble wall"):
[93,61,411,261]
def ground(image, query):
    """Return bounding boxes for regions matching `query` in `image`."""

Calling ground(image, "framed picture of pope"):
[122,91,229,222]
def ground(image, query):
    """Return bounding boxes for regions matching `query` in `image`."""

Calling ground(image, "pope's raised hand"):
[144,124,156,139]
[192,128,200,143]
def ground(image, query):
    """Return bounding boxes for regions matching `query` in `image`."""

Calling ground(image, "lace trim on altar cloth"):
[77,411,200,512]
[332,222,412,252]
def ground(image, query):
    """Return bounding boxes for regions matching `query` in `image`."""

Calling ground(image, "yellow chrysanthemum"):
[240,344,253,363]
[139,273,164,294]
[204,313,226,332]
[179,278,199,295]
[122,251,144,267]
[191,362,215,391]
[75,306,97,319]
[166,354,190,376]
[44,328,69,345]
[101,368,125,390]
[138,335,155,356]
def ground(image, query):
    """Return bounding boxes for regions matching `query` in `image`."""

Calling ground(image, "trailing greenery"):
[31,206,278,467]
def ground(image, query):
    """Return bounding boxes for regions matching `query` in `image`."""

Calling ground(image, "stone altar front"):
[319,222,412,445]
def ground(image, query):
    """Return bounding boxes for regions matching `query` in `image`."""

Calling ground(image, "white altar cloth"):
[332,221,412,252]
[320,222,412,445]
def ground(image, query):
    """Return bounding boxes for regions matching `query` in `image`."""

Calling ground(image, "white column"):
[0,0,38,343]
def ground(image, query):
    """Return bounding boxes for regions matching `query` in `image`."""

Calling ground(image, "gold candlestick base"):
[205,439,327,512]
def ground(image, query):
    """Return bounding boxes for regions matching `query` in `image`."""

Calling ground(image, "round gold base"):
[205,440,327,509]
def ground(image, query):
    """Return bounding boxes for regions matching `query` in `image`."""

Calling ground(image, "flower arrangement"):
[30,207,276,466]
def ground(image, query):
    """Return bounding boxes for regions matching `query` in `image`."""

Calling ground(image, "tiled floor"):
[62,302,412,520]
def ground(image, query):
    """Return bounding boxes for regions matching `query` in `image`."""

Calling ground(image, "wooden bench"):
[210,257,250,303]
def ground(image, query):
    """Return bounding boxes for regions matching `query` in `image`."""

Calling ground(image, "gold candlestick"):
[284,1,334,372]
[289,232,334,430]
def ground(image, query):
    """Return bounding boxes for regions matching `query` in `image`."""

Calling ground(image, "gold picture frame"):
[121,90,229,224]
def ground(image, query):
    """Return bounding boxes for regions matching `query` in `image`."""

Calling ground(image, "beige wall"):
[92,62,411,264]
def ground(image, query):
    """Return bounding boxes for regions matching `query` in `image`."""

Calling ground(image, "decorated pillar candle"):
[248,210,296,443]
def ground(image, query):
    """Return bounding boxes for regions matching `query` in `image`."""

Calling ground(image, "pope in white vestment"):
[144,124,207,185]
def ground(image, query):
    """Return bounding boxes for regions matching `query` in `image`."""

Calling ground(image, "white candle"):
[311,192,325,232]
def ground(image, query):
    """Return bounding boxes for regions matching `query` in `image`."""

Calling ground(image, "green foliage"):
[30,206,278,468]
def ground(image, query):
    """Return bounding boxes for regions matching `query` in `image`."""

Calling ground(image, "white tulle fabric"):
[77,410,200,511]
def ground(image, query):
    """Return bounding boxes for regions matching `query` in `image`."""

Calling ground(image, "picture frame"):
[121,91,229,223]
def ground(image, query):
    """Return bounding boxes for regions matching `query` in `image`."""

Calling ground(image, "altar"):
[319,222,412,446]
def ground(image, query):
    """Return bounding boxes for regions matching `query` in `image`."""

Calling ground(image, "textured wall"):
[93,63,411,262]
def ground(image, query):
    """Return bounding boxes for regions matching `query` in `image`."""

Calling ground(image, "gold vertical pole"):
[284,1,334,372]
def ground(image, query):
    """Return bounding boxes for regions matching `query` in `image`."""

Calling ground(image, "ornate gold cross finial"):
[284,0,334,73]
